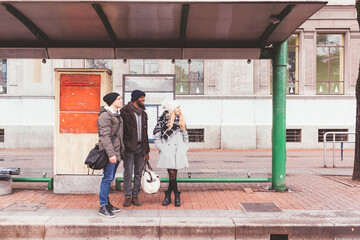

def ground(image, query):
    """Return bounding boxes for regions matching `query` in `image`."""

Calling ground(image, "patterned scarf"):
[153,111,181,141]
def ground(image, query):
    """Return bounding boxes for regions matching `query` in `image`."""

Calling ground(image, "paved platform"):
[0,148,359,239]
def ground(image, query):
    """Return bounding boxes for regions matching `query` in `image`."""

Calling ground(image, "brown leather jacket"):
[120,103,150,155]
[97,106,125,161]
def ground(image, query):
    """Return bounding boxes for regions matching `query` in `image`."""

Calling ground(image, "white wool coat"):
[154,130,189,169]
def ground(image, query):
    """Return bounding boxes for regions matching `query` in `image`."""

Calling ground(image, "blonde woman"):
[153,100,189,207]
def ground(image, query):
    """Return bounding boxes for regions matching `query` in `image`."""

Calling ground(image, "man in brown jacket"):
[120,89,150,207]
[98,92,125,217]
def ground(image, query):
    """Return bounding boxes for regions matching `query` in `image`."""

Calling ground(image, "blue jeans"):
[99,161,120,207]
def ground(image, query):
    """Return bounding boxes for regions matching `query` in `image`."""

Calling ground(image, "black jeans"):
[123,143,144,198]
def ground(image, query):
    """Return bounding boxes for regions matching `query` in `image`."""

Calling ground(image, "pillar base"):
[0,178,12,195]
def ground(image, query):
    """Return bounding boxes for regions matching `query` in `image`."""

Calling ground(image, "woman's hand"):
[109,155,117,164]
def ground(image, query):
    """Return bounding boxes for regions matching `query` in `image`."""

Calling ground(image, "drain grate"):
[3,202,45,211]
[240,202,282,212]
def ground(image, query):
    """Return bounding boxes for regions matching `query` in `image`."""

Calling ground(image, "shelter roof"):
[0,0,327,59]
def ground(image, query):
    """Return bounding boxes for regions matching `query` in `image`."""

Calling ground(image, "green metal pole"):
[272,41,287,191]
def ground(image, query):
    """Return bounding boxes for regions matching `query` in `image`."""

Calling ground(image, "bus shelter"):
[0,0,327,192]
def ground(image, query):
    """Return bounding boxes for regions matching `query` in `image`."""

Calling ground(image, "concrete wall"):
[176,96,355,150]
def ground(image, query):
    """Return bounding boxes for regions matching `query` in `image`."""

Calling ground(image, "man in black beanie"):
[120,89,150,207]
[97,92,125,217]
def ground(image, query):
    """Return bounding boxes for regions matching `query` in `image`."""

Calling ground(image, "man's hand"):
[109,155,117,164]
[145,153,150,161]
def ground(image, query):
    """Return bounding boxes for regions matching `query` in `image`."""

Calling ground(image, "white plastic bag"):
[141,161,161,194]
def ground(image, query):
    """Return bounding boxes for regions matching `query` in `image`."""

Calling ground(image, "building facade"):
[0,1,359,149]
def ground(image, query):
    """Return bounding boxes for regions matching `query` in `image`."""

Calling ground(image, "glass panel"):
[124,76,174,92]
[316,81,329,95]
[317,34,343,46]
[129,60,144,74]
[329,47,340,82]
[175,81,189,95]
[86,59,113,69]
[316,47,329,83]
[0,60,7,94]
[287,34,297,46]
[330,81,344,95]
[144,60,159,74]
[189,60,204,81]
[287,47,296,94]
[190,82,204,95]
[124,92,174,105]
[175,60,189,81]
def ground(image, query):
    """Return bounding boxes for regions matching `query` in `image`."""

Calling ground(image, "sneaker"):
[123,198,132,207]
[98,205,115,218]
[131,196,142,206]
[108,202,121,213]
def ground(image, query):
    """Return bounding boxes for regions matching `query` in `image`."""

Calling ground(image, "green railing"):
[115,177,271,191]
[12,177,53,190]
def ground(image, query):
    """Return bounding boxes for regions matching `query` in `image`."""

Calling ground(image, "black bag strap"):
[110,119,121,143]
[142,161,155,183]
[142,161,153,171]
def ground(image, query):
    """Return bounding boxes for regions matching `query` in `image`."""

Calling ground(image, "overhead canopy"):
[0,0,327,59]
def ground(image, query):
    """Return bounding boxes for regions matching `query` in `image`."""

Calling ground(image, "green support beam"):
[272,41,287,191]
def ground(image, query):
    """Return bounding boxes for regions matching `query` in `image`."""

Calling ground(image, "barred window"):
[0,59,7,94]
[286,129,301,142]
[188,129,204,142]
[0,129,4,142]
[318,129,348,142]
[316,34,344,95]
[175,60,204,95]
[129,60,159,74]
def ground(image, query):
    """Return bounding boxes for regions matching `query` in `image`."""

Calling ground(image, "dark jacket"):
[97,106,125,161]
[120,103,150,155]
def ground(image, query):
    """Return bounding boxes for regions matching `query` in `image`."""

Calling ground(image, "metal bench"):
[0,167,20,195]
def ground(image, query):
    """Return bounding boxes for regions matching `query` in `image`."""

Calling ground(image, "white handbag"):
[141,161,161,194]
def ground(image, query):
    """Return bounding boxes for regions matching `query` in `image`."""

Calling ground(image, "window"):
[129,60,159,74]
[0,59,7,94]
[0,129,4,142]
[286,129,301,142]
[85,59,113,70]
[316,34,344,95]
[318,129,348,142]
[287,34,299,94]
[188,129,204,142]
[175,60,204,95]
[270,34,299,94]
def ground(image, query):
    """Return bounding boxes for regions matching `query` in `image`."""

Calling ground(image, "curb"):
[1,212,360,239]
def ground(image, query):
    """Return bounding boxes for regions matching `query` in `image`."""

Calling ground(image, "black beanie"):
[103,92,120,106]
[131,90,146,102]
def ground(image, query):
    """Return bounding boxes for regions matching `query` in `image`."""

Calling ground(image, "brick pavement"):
[1,149,359,211]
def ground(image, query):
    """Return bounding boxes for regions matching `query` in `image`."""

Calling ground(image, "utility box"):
[54,69,111,193]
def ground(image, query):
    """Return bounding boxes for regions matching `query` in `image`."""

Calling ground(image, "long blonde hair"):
[168,111,186,131]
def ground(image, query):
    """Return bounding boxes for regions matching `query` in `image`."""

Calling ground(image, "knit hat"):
[103,92,120,106]
[131,90,146,102]
[162,100,180,114]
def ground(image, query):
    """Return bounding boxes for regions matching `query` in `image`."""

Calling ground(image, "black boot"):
[174,191,181,207]
[162,190,172,206]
